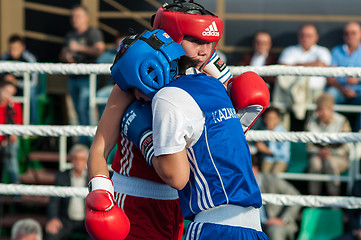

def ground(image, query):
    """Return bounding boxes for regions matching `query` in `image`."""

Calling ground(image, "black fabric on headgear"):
[164,0,215,16]
[150,0,215,27]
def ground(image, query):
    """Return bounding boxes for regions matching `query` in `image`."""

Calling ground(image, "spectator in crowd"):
[1,34,38,124]
[278,23,331,100]
[274,24,331,125]
[96,32,127,64]
[326,21,361,132]
[305,93,351,196]
[59,5,105,141]
[238,31,279,93]
[1,73,19,86]
[252,156,301,240]
[335,179,361,240]
[11,218,43,240]
[45,144,89,240]
[256,107,290,173]
[96,32,128,119]
[0,80,23,184]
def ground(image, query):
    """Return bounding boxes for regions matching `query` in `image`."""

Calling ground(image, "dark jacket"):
[47,170,88,220]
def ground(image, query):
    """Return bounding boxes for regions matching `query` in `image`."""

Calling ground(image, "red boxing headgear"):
[152,1,223,49]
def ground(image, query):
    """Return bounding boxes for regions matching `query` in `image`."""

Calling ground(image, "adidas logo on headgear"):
[202,21,219,37]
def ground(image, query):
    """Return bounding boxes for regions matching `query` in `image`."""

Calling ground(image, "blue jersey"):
[168,73,262,220]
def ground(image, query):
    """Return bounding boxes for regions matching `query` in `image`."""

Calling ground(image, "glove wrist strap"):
[88,175,114,197]
[140,130,154,167]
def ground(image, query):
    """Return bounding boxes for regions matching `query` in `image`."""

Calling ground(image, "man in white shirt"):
[278,24,331,100]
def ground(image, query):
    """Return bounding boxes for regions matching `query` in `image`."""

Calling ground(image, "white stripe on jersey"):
[204,126,229,204]
[191,147,215,209]
[119,135,134,175]
[125,141,134,175]
[188,147,215,210]
[115,192,126,210]
[185,222,203,240]
[120,193,126,210]
[188,154,206,211]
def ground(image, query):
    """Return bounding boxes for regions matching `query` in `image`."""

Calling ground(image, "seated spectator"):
[305,93,351,196]
[0,80,23,183]
[335,180,361,240]
[256,107,290,173]
[1,34,38,124]
[237,31,279,93]
[278,23,331,100]
[326,21,361,132]
[45,144,89,240]
[252,156,301,240]
[11,218,43,240]
[274,24,331,124]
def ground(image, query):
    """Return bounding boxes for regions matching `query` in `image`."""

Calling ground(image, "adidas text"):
[202,31,220,36]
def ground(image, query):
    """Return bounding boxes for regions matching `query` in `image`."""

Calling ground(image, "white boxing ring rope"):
[0,126,361,208]
[1,125,361,143]
[1,63,361,208]
[1,183,361,209]
[2,61,361,77]
[2,62,361,124]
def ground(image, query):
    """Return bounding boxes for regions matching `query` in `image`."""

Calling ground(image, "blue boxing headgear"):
[111,29,185,98]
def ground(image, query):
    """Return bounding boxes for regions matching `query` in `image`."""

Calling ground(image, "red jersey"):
[111,133,164,183]
[0,101,23,142]
[111,133,183,240]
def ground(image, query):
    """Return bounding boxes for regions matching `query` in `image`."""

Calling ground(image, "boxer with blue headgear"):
[86,2,231,240]
[110,29,185,99]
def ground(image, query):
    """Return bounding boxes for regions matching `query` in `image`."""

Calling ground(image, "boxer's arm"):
[87,86,133,240]
[151,88,202,190]
[88,85,134,178]
[153,149,189,190]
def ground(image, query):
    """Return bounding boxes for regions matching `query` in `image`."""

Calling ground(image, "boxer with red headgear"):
[152,0,232,83]
[152,1,269,133]
[152,1,270,127]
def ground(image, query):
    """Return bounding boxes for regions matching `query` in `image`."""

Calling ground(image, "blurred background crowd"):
[0,0,361,239]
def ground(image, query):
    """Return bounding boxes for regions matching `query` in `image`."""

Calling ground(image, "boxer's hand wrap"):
[88,174,114,197]
[121,100,154,166]
[228,71,270,134]
[203,50,232,84]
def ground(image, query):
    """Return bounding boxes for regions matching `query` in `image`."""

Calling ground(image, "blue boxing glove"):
[121,100,154,166]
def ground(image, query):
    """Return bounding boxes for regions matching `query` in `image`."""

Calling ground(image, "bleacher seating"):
[297,207,344,240]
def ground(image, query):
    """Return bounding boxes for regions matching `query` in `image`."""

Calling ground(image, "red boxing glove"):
[85,175,130,240]
[228,71,270,133]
